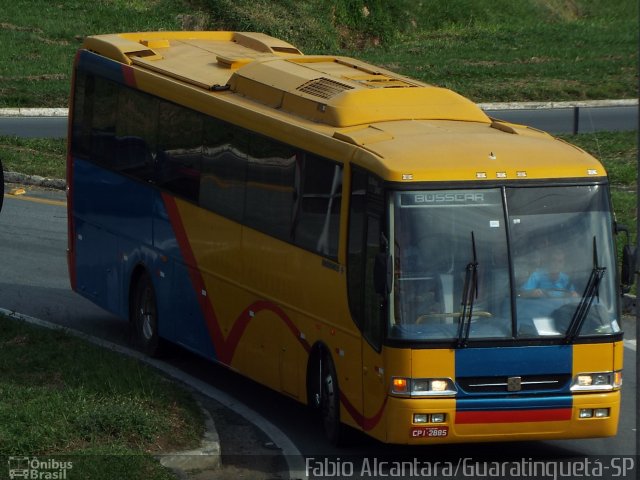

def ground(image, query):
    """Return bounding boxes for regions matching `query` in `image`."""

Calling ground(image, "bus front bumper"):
[383,391,620,445]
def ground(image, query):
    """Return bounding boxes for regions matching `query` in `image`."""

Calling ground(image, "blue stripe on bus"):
[455,345,572,377]
[72,159,217,360]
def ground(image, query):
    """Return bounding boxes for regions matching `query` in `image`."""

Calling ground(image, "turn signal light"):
[392,378,409,394]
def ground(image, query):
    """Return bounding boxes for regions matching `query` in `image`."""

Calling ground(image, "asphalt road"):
[0,104,637,138]
[0,189,636,478]
[0,116,69,138]
[484,105,638,134]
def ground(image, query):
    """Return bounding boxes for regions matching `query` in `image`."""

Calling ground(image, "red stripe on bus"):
[455,408,572,424]
[163,195,374,430]
[162,194,312,365]
[162,193,227,359]
[228,300,311,363]
[122,65,137,87]
[340,392,388,431]
[67,52,83,291]
[163,195,376,429]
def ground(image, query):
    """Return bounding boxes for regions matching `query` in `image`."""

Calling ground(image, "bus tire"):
[321,353,343,445]
[306,345,323,412]
[131,271,165,357]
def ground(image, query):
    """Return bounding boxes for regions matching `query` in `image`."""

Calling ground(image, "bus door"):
[361,212,387,434]
[349,167,387,434]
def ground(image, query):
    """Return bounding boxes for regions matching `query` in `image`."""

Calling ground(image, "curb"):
[5,171,66,190]
[0,99,637,117]
[0,308,222,476]
[477,99,638,111]
[0,108,69,117]
[158,401,222,475]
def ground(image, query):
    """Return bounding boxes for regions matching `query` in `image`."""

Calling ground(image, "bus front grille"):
[456,374,572,394]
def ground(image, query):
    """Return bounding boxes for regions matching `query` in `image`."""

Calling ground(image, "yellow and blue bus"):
[67,31,625,445]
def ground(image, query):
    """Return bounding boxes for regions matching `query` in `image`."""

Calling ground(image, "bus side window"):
[89,76,117,166]
[348,168,367,329]
[71,70,91,159]
[115,87,158,182]
[157,102,203,203]
[293,154,342,260]
[200,118,249,222]
[245,136,296,241]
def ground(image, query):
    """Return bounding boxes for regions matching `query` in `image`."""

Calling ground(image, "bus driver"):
[520,250,579,298]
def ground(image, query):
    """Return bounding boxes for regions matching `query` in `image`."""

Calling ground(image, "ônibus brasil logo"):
[8,457,73,479]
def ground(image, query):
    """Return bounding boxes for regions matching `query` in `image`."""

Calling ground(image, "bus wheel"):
[132,272,164,357]
[321,355,342,445]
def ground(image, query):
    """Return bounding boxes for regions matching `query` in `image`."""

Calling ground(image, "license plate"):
[411,426,449,438]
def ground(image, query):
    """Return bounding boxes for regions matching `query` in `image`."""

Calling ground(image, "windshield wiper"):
[565,237,606,343]
[456,231,478,348]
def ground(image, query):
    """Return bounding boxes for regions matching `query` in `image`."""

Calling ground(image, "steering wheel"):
[520,288,576,298]
[533,288,574,298]
[546,288,576,298]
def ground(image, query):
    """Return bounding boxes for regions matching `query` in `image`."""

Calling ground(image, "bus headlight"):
[571,371,622,392]
[391,377,457,397]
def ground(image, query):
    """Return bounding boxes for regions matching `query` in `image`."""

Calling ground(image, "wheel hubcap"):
[322,373,336,431]
[139,288,154,341]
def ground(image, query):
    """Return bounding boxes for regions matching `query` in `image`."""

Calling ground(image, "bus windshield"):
[389,185,620,343]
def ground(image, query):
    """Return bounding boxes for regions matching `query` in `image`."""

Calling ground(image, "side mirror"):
[374,252,393,295]
[616,223,635,293]
[621,244,636,293]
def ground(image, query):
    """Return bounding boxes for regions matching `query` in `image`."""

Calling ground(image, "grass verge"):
[1,0,637,106]
[0,314,203,480]
[0,136,66,178]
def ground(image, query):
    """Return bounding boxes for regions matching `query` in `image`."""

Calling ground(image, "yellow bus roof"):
[84,31,488,127]
[82,31,605,182]
[341,120,604,182]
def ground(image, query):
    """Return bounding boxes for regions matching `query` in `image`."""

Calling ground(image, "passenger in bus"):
[520,251,578,298]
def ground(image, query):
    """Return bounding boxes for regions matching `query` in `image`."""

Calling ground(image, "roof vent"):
[217,55,253,69]
[297,77,354,99]
[490,120,518,134]
[140,39,170,49]
[233,32,303,56]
